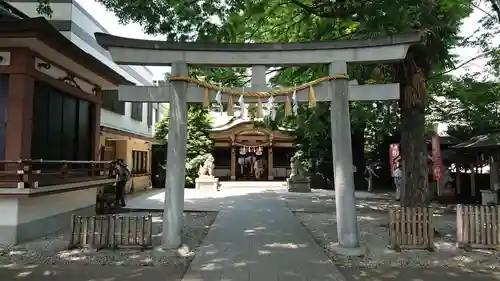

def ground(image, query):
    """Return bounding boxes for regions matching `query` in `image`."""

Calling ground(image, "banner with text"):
[431,135,444,181]
[389,143,401,177]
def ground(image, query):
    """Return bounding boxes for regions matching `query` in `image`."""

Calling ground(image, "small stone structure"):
[195,155,219,191]
[287,155,311,192]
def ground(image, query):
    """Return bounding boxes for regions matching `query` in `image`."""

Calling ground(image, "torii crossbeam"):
[116,81,401,103]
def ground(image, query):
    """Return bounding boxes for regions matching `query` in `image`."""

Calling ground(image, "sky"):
[449,1,498,77]
[77,0,498,81]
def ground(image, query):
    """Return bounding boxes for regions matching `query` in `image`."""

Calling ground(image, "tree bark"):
[395,47,430,207]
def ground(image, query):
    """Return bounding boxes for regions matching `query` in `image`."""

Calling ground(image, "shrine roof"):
[0,17,132,87]
[208,118,254,132]
[208,114,291,133]
[451,132,500,150]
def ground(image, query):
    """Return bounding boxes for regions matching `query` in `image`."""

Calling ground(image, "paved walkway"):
[125,182,288,212]
[181,192,346,281]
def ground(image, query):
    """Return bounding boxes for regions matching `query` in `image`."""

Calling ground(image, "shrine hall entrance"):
[237,146,268,181]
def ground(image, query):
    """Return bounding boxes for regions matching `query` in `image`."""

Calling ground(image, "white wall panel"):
[9,2,72,20]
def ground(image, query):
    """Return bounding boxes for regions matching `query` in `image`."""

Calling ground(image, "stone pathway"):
[181,192,346,281]
[125,182,288,212]
[0,264,185,281]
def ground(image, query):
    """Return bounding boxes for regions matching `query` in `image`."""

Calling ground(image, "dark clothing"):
[116,166,131,182]
[115,181,127,207]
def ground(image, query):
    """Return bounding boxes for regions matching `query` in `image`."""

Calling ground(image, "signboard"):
[389,143,400,177]
[431,135,444,181]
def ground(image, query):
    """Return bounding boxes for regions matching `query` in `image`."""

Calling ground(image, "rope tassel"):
[238,94,246,119]
[292,89,298,116]
[203,88,210,108]
[285,96,292,117]
[308,85,316,108]
[214,90,222,113]
[267,96,276,121]
[227,95,234,116]
[256,98,263,118]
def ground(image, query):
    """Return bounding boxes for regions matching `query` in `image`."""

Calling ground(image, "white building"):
[9,0,164,191]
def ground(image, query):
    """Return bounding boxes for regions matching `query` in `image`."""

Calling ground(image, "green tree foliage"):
[429,75,500,140]
[466,0,500,77]
[155,104,214,184]
[263,104,335,184]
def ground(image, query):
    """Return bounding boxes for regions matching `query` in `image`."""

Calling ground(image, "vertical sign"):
[389,143,400,177]
[431,135,443,181]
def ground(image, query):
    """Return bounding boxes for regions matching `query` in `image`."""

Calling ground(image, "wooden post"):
[456,162,461,194]
[5,75,34,161]
[268,146,274,180]
[490,155,499,191]
[231,147,236,180]
[91,89,102,161]
[470,163,476,197]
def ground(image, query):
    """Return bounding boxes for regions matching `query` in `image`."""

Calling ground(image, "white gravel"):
[295,211,500,269]
[0,212,217,267]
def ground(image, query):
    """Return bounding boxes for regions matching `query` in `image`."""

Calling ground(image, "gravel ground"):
[295,211,500,269]
[0,211,218,267]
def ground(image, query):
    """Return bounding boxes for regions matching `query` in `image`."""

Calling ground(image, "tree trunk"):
[396,47,430,207]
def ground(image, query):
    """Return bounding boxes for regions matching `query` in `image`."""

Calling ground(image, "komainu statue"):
[198,155,215,177]
[289,155,307,180]
[288,153,311,193]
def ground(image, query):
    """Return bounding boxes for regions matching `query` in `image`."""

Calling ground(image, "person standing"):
[114,158,131,207]
[394,161,402,201]
[364,164,378,192]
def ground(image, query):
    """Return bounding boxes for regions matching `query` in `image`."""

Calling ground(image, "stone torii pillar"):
[329,62,362,254]
[160,61,188,250]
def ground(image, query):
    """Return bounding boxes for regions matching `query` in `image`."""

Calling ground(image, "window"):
[131,102,143,121]
[132,150,148,174]
[101,90,125,115]
[147,103,153,127]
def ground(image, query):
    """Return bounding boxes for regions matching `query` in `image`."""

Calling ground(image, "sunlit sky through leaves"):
[76,0,498,81]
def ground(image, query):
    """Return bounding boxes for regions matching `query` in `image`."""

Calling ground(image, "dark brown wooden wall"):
[31,81,92,161]
[0,74,8,160]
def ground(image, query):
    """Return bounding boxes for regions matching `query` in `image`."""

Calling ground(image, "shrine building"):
[207,113,296,181]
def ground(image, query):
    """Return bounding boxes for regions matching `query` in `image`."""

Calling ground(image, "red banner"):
[389,143,400,177]
[431,135,444,181]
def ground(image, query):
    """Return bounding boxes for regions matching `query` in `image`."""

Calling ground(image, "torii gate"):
[95,32,422,255]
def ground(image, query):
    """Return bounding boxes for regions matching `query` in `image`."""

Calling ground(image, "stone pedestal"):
[328,243,366,256]
[481,189,498,205]
[287,177,311,193]
[195,176,219,191]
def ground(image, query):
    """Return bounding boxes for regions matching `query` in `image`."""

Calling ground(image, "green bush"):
[155,104,214,185]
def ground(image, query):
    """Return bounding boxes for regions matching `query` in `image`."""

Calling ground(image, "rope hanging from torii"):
[168,74,349,118]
